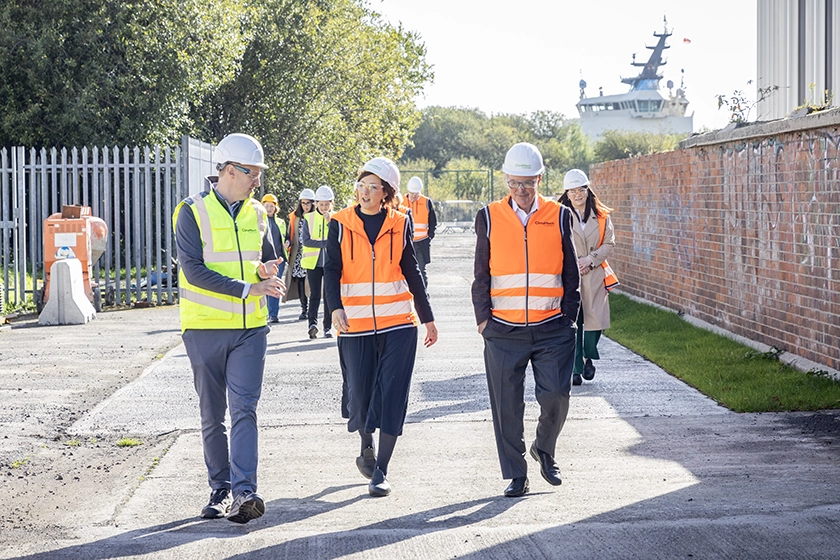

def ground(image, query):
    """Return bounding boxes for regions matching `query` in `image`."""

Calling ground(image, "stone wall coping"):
[680,107,840,149]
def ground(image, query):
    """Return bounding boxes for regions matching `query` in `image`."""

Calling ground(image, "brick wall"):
[591,110,840,372]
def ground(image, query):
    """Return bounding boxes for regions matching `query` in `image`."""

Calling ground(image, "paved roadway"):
[7,232,840,559]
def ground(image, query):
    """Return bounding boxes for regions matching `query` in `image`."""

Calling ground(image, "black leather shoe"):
[530,442,562,486]
[504,476,529,497]
[573,373,582,386]
[583,358,596,381]
[298,311,307,321]
[369,467,391,497]
[356,446,376,479]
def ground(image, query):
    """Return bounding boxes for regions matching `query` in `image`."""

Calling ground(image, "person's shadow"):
[15,485,517,559]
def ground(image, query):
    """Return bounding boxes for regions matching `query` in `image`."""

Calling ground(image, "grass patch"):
[606,293,840,412]
[116,438,143,448]
[65,438,82,447]
[11,457,29,469]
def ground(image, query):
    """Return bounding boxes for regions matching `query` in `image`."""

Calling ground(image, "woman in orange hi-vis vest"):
[325,156,438,498]
[559,169,619,386]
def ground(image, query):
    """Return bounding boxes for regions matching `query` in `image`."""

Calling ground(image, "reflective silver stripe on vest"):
[203,250,260,263]
[179,287,257,314]
[491,295,562,311]
[491,273,563,290]
[192,196,217,261]
[343,300,413,319]
[415,223,428,231]
[341,280,409,298]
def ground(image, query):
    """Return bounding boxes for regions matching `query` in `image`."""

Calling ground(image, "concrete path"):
[8,233,840,559]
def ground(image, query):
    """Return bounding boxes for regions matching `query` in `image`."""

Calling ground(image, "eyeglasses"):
[506,179,538,190]
[355,181,382,192]
[567,187,588,196]
[229,163,261,180]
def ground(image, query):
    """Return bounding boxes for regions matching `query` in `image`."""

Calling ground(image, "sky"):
[373,0,757,132]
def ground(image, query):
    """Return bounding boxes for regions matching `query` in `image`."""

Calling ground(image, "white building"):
[757,0,840,120]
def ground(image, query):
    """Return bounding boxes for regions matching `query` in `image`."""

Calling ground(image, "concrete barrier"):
[38,259,96,326]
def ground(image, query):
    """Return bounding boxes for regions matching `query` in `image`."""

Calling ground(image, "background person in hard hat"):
[325,156,438,498]
[261,193,288,324]
[173,133,285,524]
[300,185,335,338]
[558,169,619,386]
[472,142,580,498]
[282,189,315,321]
[406,176,437,287]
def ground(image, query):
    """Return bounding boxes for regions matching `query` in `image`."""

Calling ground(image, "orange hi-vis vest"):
[486,195,566,326]
[596,214,620,292]
[409,194,431,241]
[332,206,419,336]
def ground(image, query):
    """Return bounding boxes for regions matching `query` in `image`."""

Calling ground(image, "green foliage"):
[607,294,840,412]
[592,130,683,162]
[0,0,249,147]
[116,438,143,448]
[195,0,432,206]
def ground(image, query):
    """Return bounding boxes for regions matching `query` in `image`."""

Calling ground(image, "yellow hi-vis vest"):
[173,191,269,331]
[487,195,566,326]
[300,211,329,269]
[409,194,431,241]
[332,206,419,336]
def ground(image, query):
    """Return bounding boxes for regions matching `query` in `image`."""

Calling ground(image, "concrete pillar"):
[38,259,96,326]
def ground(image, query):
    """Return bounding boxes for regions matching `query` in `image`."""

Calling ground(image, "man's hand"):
[258,258,285,279]
[249,276,285,298]
[332,309,349,333]
[477,319,488,335]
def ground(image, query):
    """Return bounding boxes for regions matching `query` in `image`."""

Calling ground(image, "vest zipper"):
[523,223,529,326]
[234,220,247,329]
[371,246,376,331]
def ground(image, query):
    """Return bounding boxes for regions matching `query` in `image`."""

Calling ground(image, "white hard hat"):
[213,133,268,169]
[563,169,590,190]
[314,185,335,201]
[406,176,423,193]
[362,157,401,191]
[299,188,316,200]
[502,142,544,176]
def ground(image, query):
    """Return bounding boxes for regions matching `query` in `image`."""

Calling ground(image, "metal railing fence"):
[0,135,214,310]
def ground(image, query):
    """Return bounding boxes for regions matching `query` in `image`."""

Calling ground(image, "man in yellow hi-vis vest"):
[174,133,284,524]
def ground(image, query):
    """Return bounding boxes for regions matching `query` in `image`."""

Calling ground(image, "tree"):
[0,0,249,147]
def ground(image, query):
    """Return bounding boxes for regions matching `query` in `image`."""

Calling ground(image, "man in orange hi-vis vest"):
[406,176,437,287]
[471,142,580,498]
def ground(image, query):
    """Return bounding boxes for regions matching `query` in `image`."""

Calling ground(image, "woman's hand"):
[332,309,350,333]
[578,256,594,276]
[423,321,439,347]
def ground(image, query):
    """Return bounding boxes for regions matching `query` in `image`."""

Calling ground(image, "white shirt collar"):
[510,196,539,226]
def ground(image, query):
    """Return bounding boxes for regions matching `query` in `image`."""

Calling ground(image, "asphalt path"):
[6,232,839,559]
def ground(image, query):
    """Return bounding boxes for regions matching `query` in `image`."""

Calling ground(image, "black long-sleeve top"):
[471,200,580,334]
[325,206,434,324]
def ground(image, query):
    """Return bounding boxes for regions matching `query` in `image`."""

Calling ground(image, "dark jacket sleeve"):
[559,206,581,320]
[470,207,493,325]
[175,204,248,298]
[324,221,343,312]
[427,199,437,241]
[400,224,434,324]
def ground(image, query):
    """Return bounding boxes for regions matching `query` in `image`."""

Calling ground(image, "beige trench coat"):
[570,210,615,331]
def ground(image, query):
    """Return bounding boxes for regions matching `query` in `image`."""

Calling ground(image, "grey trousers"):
[182,326,268,495]
[414,238,431,287]
[482,322,576,479]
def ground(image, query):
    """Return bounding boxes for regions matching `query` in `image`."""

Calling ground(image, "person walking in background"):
[326,156,437,498]
[472,142,580,498]
[283,189,315,321]
[173,133,284,524]
[406,176,437,287]
[559,169,619,386]
[301,185,334,339]
[261,193,287,324]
